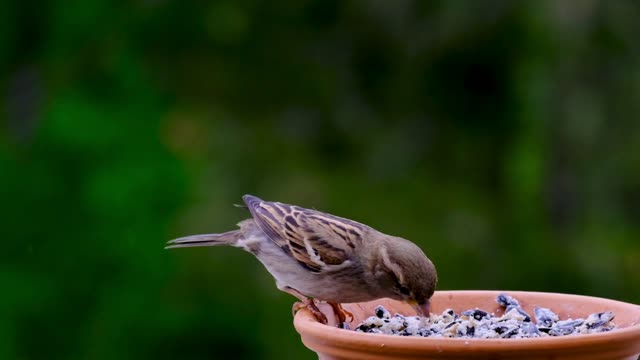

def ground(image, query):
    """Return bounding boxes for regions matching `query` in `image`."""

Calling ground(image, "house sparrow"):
[166,195,437,325]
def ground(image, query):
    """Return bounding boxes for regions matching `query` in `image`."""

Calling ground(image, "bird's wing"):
[243,195,366,273]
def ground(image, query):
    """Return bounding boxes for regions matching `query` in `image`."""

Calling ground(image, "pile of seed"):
[354,294,615,338]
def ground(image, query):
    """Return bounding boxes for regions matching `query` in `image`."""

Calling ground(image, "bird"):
[166,194,437,325]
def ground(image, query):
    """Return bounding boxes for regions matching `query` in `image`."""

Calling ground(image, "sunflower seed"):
[354,294,616,339]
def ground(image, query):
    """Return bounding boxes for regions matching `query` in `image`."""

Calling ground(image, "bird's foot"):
[292,300,328,324]
[291,301,305,316]
[328,302,353,327]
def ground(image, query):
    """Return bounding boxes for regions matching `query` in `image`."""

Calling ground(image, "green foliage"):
[2,1,639,359]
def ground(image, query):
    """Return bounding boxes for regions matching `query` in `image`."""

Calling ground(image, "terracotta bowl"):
[293,291,640,360]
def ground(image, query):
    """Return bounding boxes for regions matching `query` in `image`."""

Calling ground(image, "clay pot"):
[293,290,640,360]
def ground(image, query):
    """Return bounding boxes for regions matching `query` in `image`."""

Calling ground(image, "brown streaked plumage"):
[166,194,438,324]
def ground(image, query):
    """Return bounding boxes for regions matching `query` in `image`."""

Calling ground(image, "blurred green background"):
[2,1,639,359]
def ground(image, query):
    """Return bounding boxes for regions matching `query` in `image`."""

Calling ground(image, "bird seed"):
[354,293,616,339]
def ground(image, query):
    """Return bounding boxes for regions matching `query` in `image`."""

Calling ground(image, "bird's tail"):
[165,230,241,249]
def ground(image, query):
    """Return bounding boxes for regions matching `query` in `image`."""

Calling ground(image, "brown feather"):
[243,195,368,272]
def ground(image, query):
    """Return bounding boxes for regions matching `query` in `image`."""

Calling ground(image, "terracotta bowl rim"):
[294,290,640,352]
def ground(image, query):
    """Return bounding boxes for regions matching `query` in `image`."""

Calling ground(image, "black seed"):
[534,307,558,328]
[550,319,584,336]
[471,309,489,320]
[585,312,615,329]
[493,325,508,334]
[467,326,475,337]
[500,327,519,338]
[375,306,389,319]
[496,294,520,308]
[558,319,584,328]
[507,305,531,322]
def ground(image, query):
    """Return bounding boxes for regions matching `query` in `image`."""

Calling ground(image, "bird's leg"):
[279,285,328,324]
[328,302,353,325]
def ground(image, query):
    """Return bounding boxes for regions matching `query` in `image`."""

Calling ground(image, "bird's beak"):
[411,300,431,317]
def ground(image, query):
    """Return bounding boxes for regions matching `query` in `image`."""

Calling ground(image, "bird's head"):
[375,236,438,316]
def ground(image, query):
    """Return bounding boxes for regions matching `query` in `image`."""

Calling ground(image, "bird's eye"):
[389,271,410,296]
[398,285,410,296]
